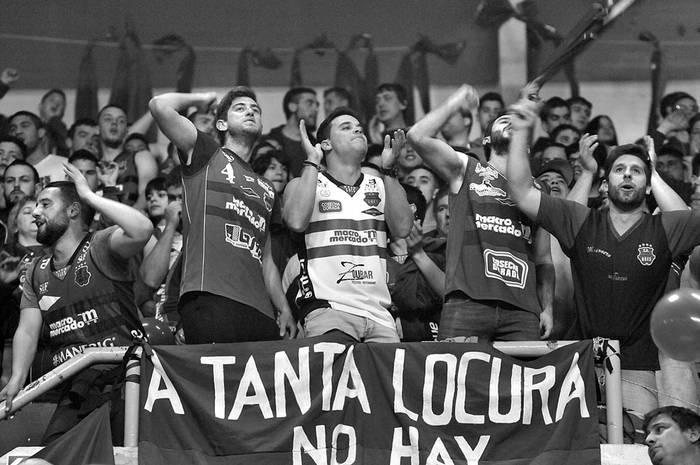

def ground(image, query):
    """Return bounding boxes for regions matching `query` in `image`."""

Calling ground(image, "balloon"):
[650,288,700,362]
[141,317,175,345]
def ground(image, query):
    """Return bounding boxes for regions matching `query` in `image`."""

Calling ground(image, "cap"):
[536,158,574,187]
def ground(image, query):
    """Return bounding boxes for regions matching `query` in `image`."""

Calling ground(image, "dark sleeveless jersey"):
[538,194,700,370]
[179,132,276,318]
[114,150,139,206]
[22,227,142,367]
[445,157,542,314]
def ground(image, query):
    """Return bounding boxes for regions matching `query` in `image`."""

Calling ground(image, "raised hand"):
[508,98,541,131]
[448,84,479,114]
[578,133,599,173]
[519,81,541,102]
[381,129,406,169]
[97,160,119,187]
[643,135,657,167]
[63,162,93,199]
[299,120,323,165]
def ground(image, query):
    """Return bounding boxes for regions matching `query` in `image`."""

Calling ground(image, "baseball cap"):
[536,158,574,187]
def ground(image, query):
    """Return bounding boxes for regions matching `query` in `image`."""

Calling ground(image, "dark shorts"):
[179,292,281,344]
[438,294,540,342]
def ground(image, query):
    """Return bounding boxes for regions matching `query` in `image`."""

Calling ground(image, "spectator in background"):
[536,159,573,200]
[37,89,69,157]
[261,87,319,178]
[586,115,619,148]
[653,92,698,149]
[370,83,409,144]
[540,142,568,165]
[188,109,216,137]
[2,160,40,224]
[149,87,296,343]
[0,136,27,166]
[67,118,99,156]
[643,406,700,465]
[469,92,504,161]
[551,123,581,148]
[566,96,593,132]
[96,104,158,210]
[686,114,700,175]
[440,107,473,153]
[8,111,64,186]
[323,87,353,116]
[252,147,290,195]
[532,96,570,155]
[405,165,441,233]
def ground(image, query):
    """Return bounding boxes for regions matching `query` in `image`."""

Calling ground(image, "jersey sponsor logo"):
[241,185,260,199]
[52,337,116,366]
[586,246,611,258]
[608,272,628,281]
[48,309,99,338]
[336,261,375,284]
[225,197,267,231]
[483,249,528,289]
[474,213,531,240]
[224,223,263,263]
[329,229,377,244]
[637,243,656,266]
[362,207,382,217]
[470,163,507,199]
[319,200,342,213]
[74,263,92,287]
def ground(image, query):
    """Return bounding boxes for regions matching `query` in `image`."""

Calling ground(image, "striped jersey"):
[296,172,394,327]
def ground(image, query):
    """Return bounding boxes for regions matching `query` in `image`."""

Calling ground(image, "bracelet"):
[380,166,399,178]
[302,160,321,170]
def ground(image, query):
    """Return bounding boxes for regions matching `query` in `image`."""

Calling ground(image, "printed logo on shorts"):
[319,200,342,213]
[483,249,528,288]
[637,243,656,266]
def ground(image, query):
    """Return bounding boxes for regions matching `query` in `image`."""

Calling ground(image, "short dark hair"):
[9,111,43,130]
[434,184,451,204]
[324,87,353,104]
[252,150,289,176]
[68,118,98,138]
[0,135,28,159]
[124,132,149,147]
[401,183,427,224]
[586,115,618,146]
[41,88,66,103]
[214,86,259,144]
[604,143,652,183]
[68,150,98,165]
[566,96,592,109]
[97,104,128,120]
[316,107,363,145]
[5,159,40,184]
[479,92,505,109]
[145,177,168,196]
[660,91,696,118]
[283,87,316,119]
[540,97,569,122]
[43,180,94,226]
[542,141,568,153]
[657,144,685,160]
[643,406,700,440]
[376,83,408,105]
[551,124,581,142]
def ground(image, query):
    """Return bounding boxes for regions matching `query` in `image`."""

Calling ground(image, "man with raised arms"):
[407,85,554,342]
[149,88,295,343]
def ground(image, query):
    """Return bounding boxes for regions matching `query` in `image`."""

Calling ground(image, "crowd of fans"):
[0,63,699,454]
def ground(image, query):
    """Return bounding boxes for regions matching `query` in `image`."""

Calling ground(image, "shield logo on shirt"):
[364,192,380,206]
[637,243,655,266]
[74,263,92,287]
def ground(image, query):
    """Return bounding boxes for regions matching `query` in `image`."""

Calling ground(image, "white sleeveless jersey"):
[297,172,394,328]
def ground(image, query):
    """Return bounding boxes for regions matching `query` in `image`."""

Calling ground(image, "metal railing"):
[0,339,623,448]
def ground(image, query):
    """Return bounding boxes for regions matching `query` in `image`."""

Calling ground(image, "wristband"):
[380,166,399,178]
[303,160,321,170]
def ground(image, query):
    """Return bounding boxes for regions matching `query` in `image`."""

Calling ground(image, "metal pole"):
[604,340,624,444]
[123,346,142,447]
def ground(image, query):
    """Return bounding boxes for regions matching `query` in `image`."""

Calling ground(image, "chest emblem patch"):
[637,243,656,266]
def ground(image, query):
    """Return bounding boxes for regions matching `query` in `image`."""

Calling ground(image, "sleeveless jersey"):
[180,133,275,317]
[445,158,542,314]
[296,172,393,327]
[28,229,141,367]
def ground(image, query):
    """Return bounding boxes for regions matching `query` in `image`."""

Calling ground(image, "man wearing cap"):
[407,84,555,342]
[536,159,573,199]
[507,97,700,418]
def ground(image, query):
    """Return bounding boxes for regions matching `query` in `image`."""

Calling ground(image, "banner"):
[139,334,600,465]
